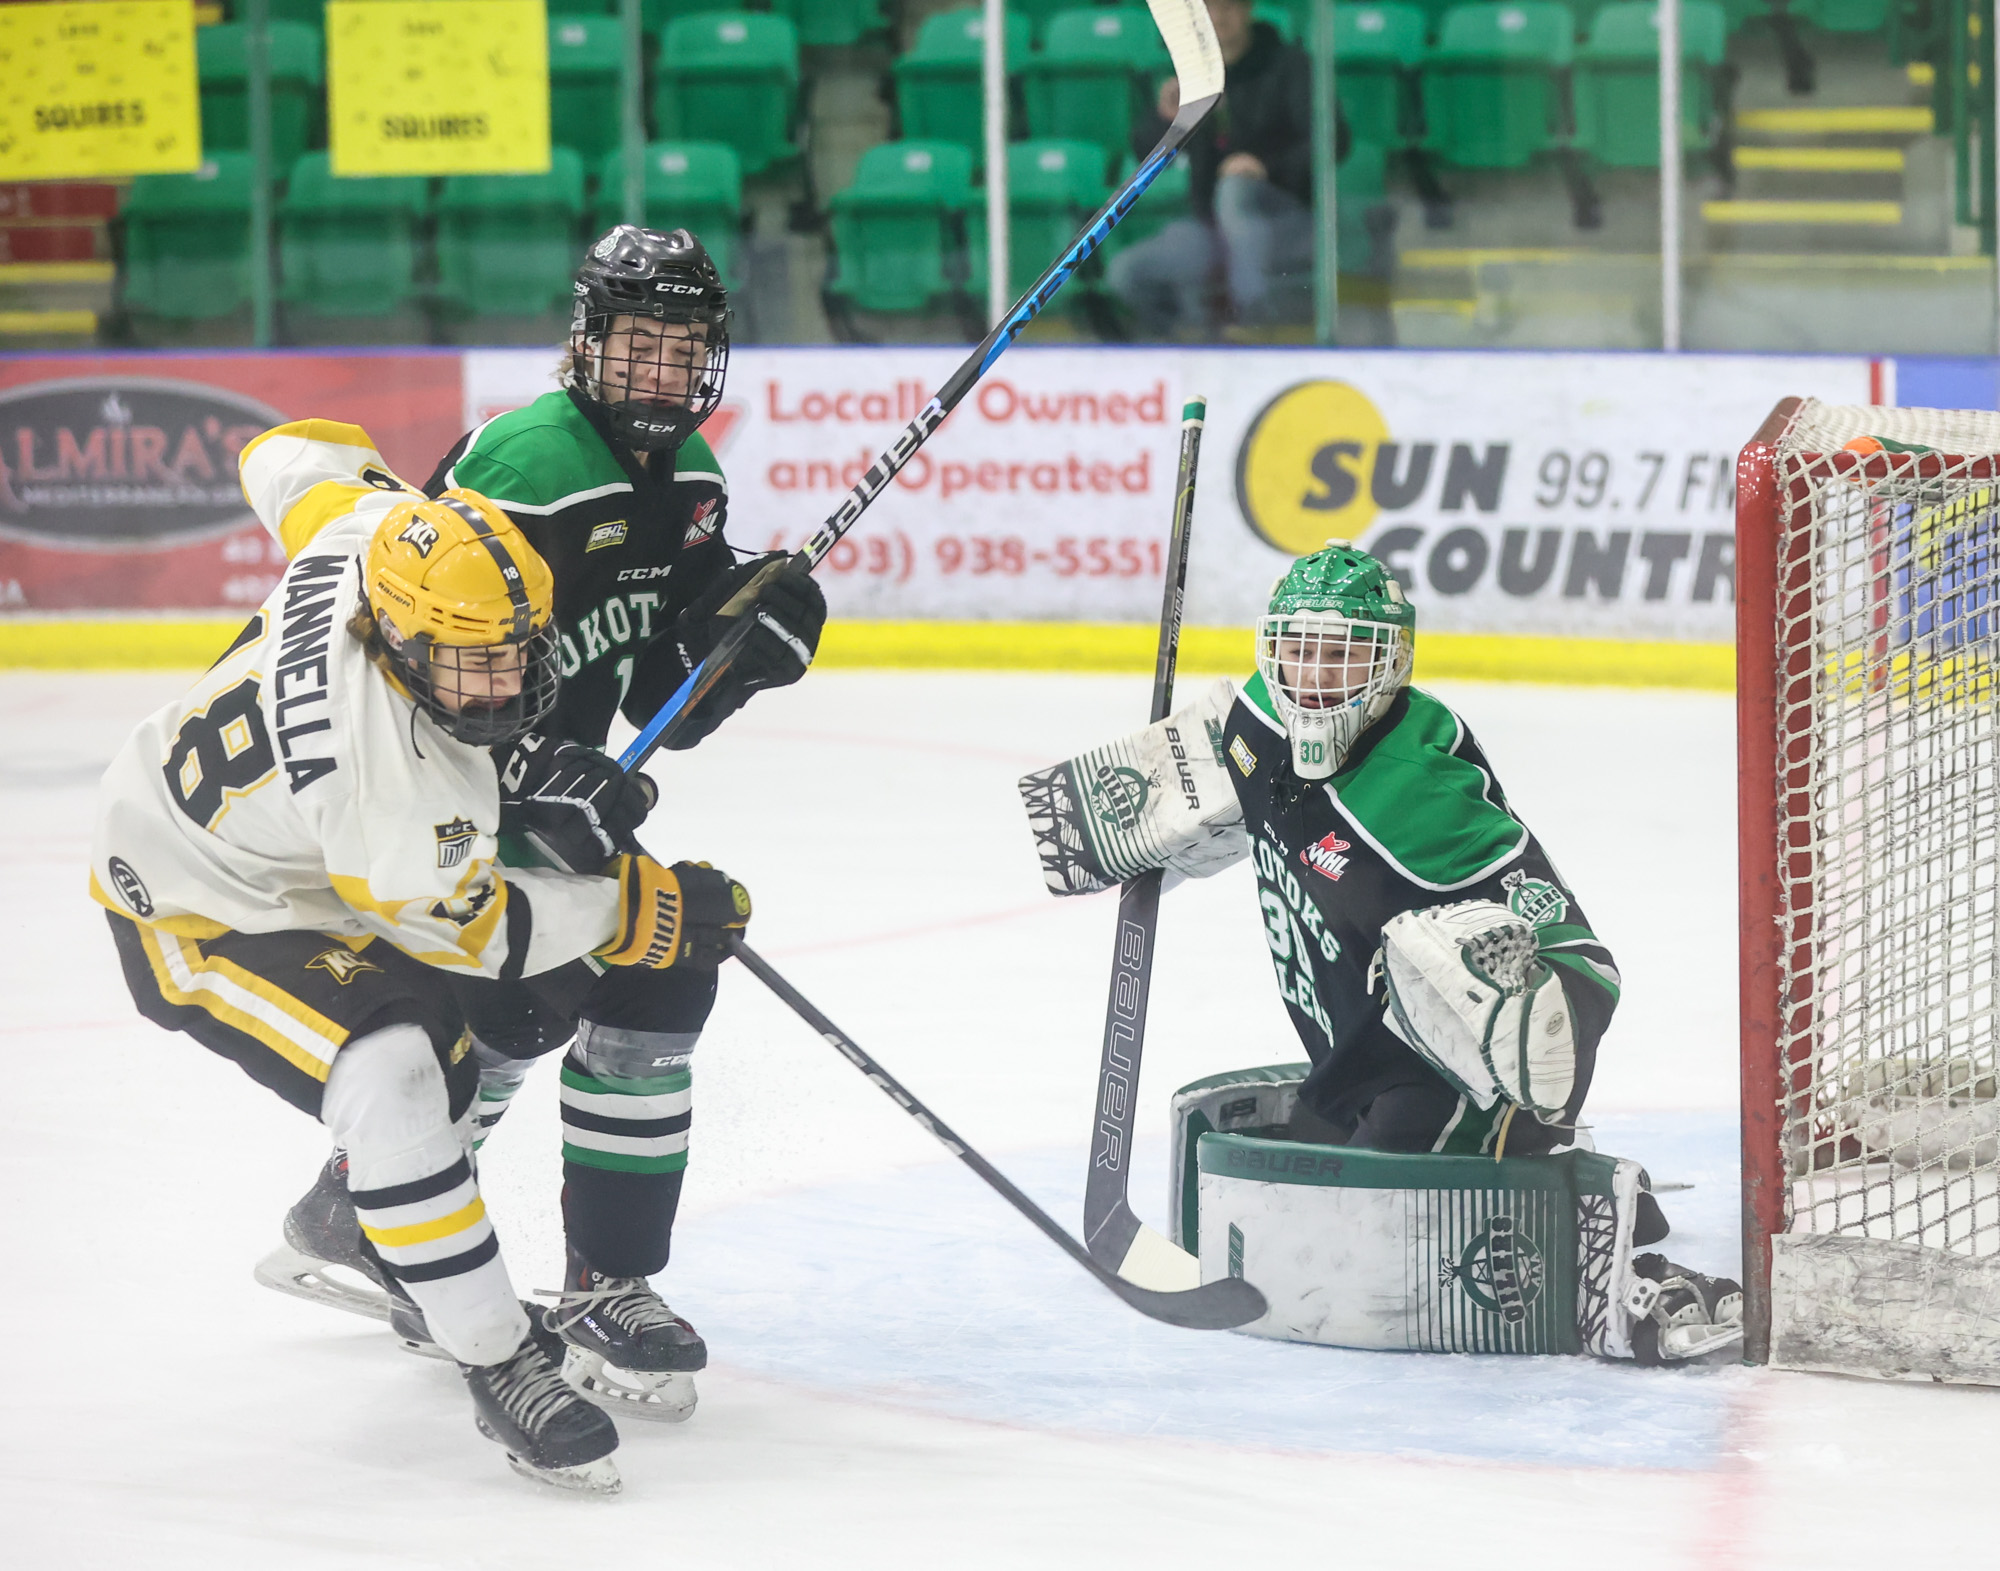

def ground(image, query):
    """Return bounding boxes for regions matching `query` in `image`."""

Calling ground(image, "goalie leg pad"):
[1381,900,1577,1119]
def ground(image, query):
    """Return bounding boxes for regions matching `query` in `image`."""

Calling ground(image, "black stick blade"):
[1107,1272,1268,1331]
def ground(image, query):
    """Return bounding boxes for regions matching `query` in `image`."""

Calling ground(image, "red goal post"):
[1737,396,2000,1381]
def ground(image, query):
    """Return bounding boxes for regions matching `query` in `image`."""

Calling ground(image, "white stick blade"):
[1117,1221,1203,1291]
[1146,0,1225,101]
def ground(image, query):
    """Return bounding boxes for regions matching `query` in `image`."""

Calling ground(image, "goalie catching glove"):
[598,855,751,969]
[1380,900,1578,1121]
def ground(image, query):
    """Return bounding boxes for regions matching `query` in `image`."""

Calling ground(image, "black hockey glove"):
[623,552,827,750]
[497,732,658,875]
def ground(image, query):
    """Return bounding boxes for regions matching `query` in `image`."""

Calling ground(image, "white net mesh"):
[1772,398,2000,1263]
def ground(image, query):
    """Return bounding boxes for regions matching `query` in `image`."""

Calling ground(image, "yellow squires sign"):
[328,0,550,177]
[0,1,200,180]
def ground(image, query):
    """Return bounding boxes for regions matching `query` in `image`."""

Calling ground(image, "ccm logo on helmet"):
[652,280,703,295]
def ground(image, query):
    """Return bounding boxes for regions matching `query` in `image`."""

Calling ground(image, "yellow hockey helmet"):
[363,490,561,745]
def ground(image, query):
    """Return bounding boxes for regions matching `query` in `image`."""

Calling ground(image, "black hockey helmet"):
[564,224,730,455]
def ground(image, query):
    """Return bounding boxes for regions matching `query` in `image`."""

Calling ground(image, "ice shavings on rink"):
[674,1112,1746,1470]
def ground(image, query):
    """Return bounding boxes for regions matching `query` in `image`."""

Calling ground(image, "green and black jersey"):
[425,389,735,748]
[1223,680,1620,1152]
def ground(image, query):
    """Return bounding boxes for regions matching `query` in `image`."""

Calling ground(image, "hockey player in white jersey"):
[91,420,751,1494]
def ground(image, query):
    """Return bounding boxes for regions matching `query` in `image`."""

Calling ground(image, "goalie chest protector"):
[1172,1068,1636,1356]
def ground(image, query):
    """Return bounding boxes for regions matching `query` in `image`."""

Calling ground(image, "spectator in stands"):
[1108,0,1347,337]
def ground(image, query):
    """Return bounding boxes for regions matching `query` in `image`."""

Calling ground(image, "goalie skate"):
[251,1153,393,1323]
[1625,1254,1744,1365]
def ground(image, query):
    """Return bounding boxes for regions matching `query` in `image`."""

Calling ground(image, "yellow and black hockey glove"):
[598,854,751,970]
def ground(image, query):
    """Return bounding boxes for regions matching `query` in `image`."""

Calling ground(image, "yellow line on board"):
[0,309,98,335]
[1732,146,1905,172]
[0,619,1736,691]
[1702,200,1904,225]
[1735,106,1934,134]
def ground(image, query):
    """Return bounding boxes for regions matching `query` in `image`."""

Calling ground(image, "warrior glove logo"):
[434,817,478,868]
[642,886,683,967]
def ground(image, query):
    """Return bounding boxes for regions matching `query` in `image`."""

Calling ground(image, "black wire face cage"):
[570,304,730,454]
[392,624,563,747]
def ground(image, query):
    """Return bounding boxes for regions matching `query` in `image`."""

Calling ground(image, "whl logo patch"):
[1301,830,1351,881]
[683,496,721,547]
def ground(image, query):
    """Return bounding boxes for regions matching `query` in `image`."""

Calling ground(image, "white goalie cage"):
[1738,396,2000,1383]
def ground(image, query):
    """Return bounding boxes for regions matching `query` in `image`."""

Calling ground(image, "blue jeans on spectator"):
[1107,173,1316,337]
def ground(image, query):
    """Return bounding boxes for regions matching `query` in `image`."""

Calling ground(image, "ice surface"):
[5,670,1996,1568]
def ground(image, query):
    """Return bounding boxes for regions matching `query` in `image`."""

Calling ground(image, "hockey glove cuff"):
[499,739,658,874]
[598,855,751,970]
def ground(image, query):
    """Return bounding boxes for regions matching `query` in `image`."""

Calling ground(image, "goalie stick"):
[611,0,1225,776]
[729,936,1267,1331]
[1082,398,1206,1291]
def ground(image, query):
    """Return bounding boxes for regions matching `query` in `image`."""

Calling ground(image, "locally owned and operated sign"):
[468,347,1876,639]
[0,1,200,181]
[326,0,550,177]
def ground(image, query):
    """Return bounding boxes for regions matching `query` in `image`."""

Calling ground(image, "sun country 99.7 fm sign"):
[466,346,1876,639]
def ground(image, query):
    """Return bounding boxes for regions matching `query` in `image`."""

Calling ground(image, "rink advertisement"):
[467,347,1875,642]
[0,353,463,611]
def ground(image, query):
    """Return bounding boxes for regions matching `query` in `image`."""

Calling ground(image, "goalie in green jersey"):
[1020,542,1744,1365]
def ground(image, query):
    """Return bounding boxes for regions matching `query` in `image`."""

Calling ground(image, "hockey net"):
[1739,397,2000,1382]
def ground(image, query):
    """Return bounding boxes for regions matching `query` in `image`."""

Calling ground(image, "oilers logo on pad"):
[1503,869,1568,928]
[1440,1214,1544,1324]
[1086,764,1153,834]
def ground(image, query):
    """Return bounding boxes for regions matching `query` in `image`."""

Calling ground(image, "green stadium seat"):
[1025,8,1173,166]
[1789,0,1891,31]
[121,154,256,320]
[653,12,800,178]
[593,142,744,286]
[641,0,729,28]
[892,8,1030,167]
[548,15,625,168]
[966,138,1109,299]
[197,22,323,171]
[825,141,974,313]
[1335,4,1429,148]
[1254,3,1298,41]
[267,0,326,32]
[276,153,428,316]
[769,0,885,47]
[435,149,587,318]
[1420,3,1573,168]
[1573,2,1726,167]
[1009,0,1076,43]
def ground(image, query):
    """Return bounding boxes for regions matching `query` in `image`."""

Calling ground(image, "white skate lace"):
[539,1277,684,1339]
[491,1341,579,1434]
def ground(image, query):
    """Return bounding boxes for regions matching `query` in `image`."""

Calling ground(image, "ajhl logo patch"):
[107,856,153,918]
[1503,868,1568,928]
[433,816,478,869]
[586,520,628,552]
[1439,1213,1544,1324]
[1228,735,1258,777]
[306,947,382,985]
[1301,830,1351,882]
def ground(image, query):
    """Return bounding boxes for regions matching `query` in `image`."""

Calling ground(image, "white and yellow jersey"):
[89,420,618,978]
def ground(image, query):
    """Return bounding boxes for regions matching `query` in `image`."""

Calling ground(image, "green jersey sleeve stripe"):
[1240,670,1285,732]
[672,467,726,492]
[1545,949,1621,1001]
[491,479,634,516]
[1323,777,1530,892]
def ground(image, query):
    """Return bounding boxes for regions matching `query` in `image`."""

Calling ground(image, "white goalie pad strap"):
[1380,901,1577,1119]
[1018,679,1247,896]
[1576,1157,1646,1360]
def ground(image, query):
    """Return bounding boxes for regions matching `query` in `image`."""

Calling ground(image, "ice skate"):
[1626,1254,1744,1366]
[463,1334,621,1495]
[541,1247,705,1423]
[252,1152,393,1323]
[391,1288,567,1366]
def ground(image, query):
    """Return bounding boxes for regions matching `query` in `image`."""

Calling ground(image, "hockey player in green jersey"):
[1020,542,1742,1363]
[259,226,823,1423]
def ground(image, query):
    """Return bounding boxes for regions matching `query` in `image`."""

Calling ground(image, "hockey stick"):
[613,0,1224,776]
[1082,398,1205,1291]
[729,935,1266,1331]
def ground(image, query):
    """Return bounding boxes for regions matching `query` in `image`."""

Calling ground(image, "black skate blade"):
[253,1243,393,1323]
[476,1418,622,1496]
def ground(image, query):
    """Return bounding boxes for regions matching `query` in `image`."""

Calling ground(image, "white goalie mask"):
[1254,544,1415,780]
